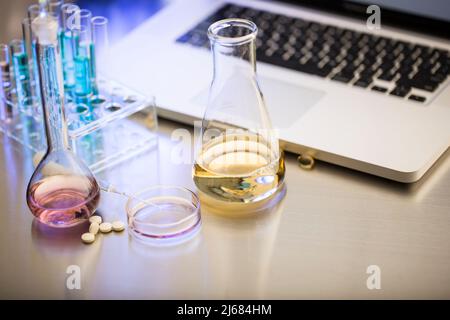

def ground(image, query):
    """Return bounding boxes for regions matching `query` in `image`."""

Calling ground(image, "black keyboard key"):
[408,94,426,102]
[371,85,388,93]
[293,62,329,77]
[354,78,372,88]
[419,49,434,61]
[378,70,396,81]
[318,66,334,77]
[390,85,410,97]
[359,68,376,80]
[436,64,449,76]
[384,52,397,62]
[379,62,394,72]
[430,73,447,83]
[396,74,411,85]
[341,64,357,75]
[362,56,377,67]
[418,81,439,92]
[176,33,191,43]
[401,56,415,67]
[325,59,338,69]
[332,73,352,83]
[410,75,439,92]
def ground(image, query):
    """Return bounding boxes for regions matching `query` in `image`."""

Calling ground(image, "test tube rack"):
[0,77,158,173]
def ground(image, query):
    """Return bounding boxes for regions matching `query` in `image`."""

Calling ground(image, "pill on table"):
[81,233,95,244]
[112,221,125,232]
[99,222,112,233]
[89,222,99,235]
[89,215,102,224]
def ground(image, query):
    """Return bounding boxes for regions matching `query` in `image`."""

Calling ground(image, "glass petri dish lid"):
[126,185,201,245]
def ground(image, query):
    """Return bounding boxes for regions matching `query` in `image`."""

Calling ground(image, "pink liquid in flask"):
[27,175,100,227]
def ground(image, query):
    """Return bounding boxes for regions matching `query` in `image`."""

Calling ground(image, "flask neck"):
[208,19,259,82]
[36,42,69,152]
[211,40,257,80]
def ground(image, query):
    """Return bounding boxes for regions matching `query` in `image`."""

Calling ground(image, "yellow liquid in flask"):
[193,133,285,203]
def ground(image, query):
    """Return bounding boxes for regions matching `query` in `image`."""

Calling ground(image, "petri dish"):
[126,186,202,245]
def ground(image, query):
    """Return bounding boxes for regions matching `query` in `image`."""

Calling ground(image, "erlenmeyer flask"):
[26,13,100,227]
[193,18,285,204]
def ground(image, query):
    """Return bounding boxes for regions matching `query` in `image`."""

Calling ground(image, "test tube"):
[29,2,63,25]
[0,80,4,125]
[48,0,64,48]
[91,16,109,102]
[0,44,15,121]
[27,4,41,21]
[70,9,94,99]
[0,44,12,90]
[47,0,64,20]
[60,3,79,91]
[9,39,33,112]
[22,18,34,70]
[22,18,41,110]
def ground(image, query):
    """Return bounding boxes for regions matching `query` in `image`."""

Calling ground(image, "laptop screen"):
[282,0,450,38]
[352,0,450,23]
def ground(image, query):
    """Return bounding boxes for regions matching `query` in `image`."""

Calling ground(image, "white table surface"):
[1,117,449,299]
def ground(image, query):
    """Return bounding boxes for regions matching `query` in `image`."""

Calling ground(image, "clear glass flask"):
[193,18,285,205]
[26,13,100,228]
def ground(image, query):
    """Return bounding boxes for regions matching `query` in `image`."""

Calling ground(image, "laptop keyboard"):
[176,3,450,104]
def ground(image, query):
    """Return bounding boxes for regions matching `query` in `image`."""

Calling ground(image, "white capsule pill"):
[89,215,102,224]
[81,233,95,244]
[99,222,112,233]
[89,222,99,235]
[112,221,125,232]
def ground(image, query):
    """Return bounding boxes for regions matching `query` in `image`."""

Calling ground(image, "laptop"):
[105,0,450,183]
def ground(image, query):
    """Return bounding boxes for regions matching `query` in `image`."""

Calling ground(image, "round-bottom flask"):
[26,13,100,227]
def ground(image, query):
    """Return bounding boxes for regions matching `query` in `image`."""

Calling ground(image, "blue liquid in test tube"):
[71,9,95,102]
[74,41,92,98]
[10,40,33,112]
[22,17,41,117]
[60,4,80,92]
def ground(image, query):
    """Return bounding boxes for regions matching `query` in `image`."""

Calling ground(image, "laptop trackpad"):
[191,77,325,128]
[259,76,325,128]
